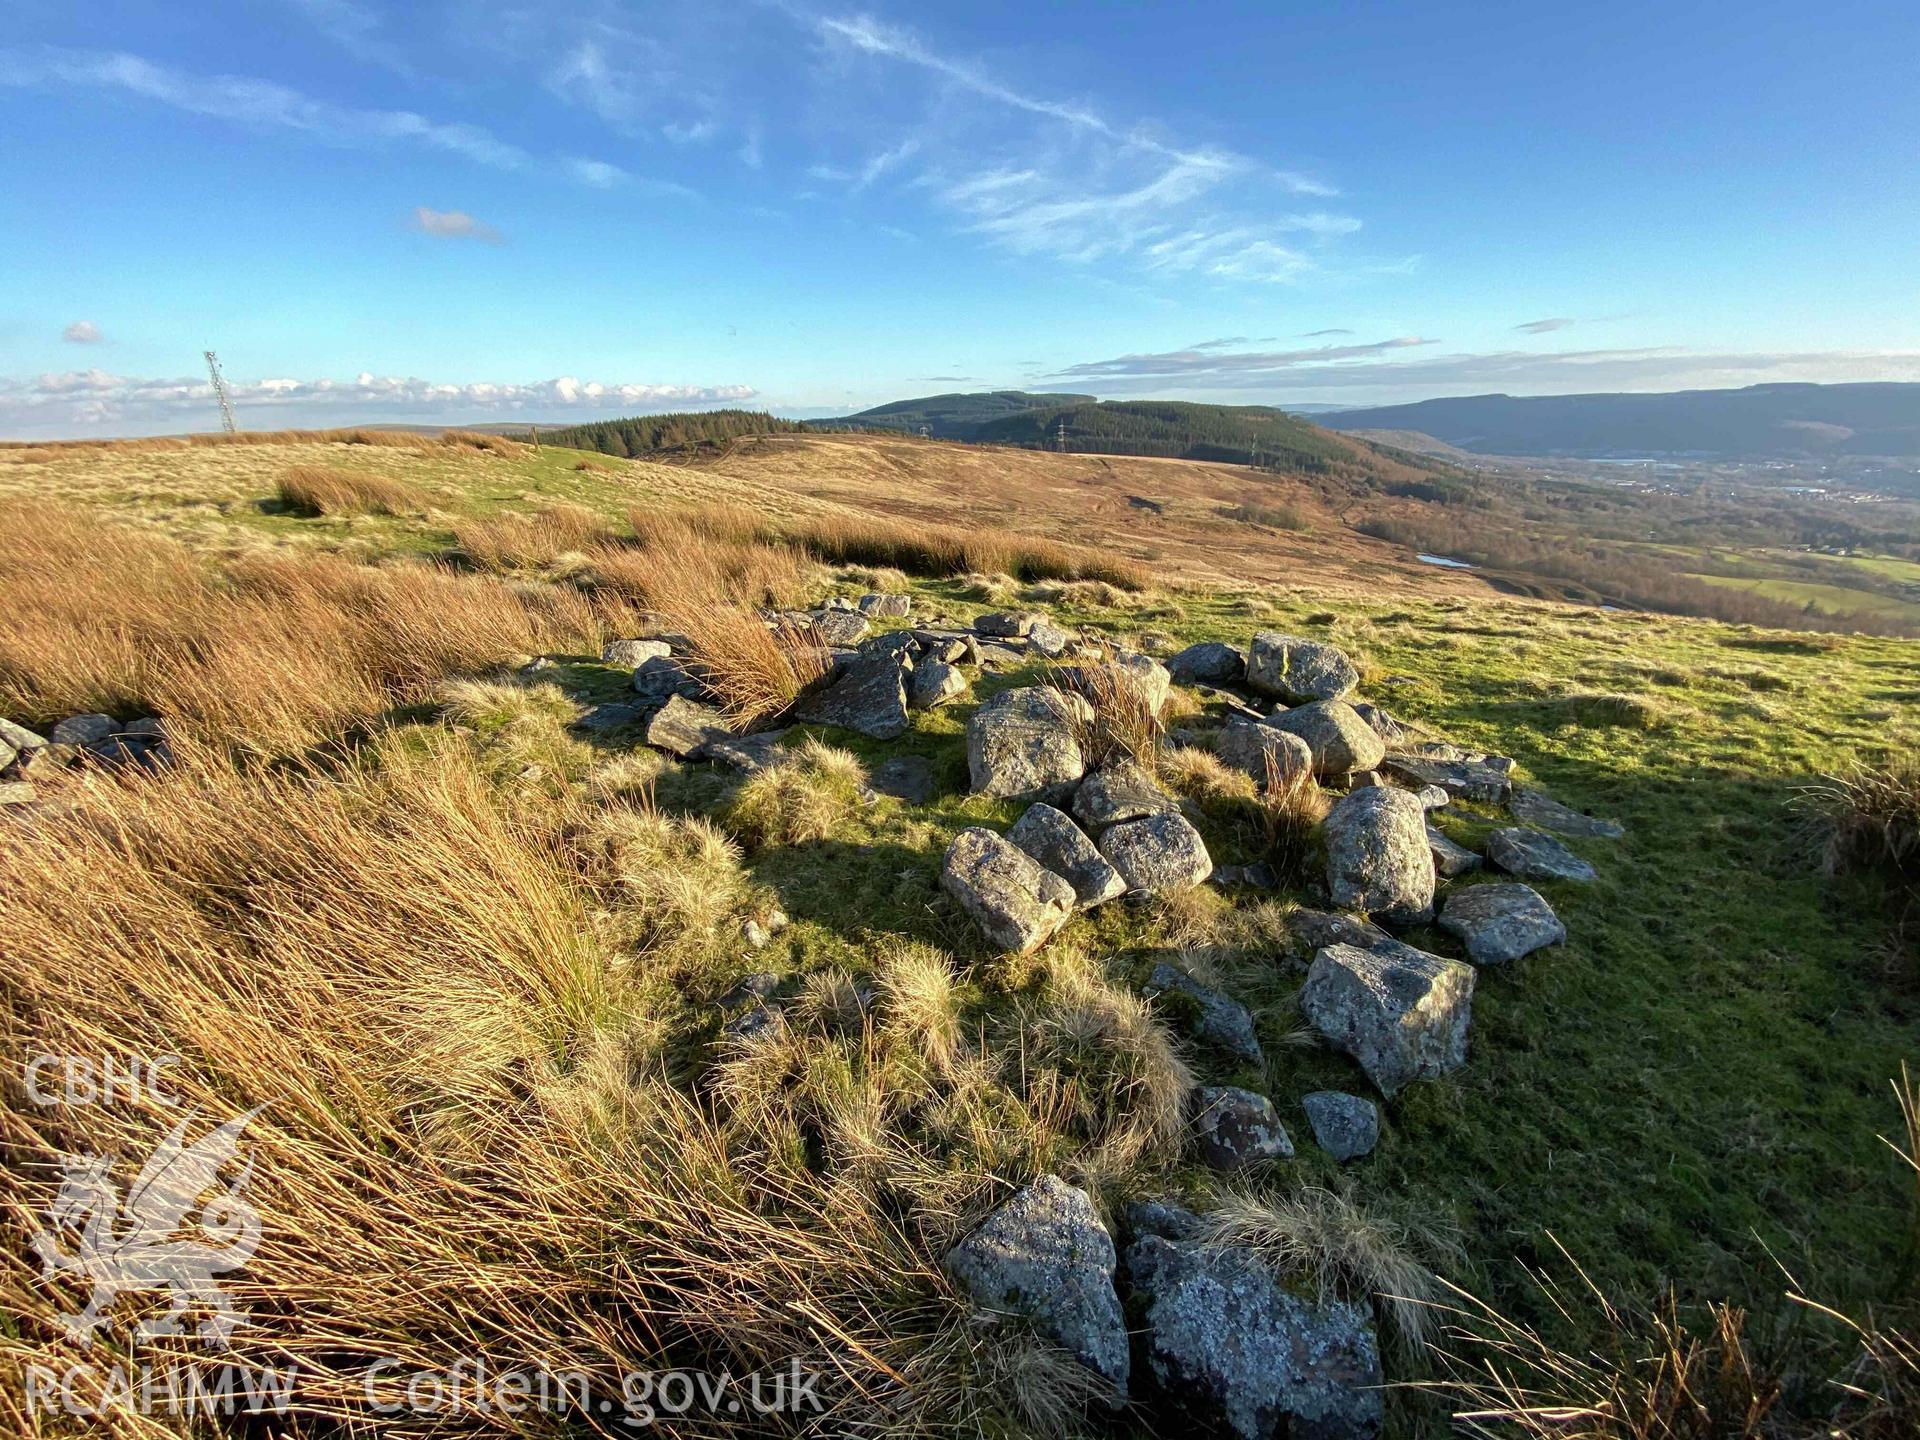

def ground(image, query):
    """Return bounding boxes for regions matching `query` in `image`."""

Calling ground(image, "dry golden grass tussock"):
[1161,744,1259,805]
[276,464,425,517]
[725,737,870,847]
[1048,655,1166,772]
[454,502,614,572]
[1797,759,1920,884]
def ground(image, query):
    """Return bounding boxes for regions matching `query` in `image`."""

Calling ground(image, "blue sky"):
[3,0,1918,436]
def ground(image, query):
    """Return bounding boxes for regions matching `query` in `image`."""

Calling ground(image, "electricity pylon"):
[204,351,237,435]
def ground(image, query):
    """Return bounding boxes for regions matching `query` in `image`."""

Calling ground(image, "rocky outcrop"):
[1245,633,1360,705]
[1215,719,1314,782]
[946,1176,1130,1398]
[1323,787,1436,926]
[1099,812,1213,894]
[1144,963,1263,1063]
[1265,701,1386,778]
[1301,942,1474,1097]
[907,657,969,711]
[941,827,1077,953]
[1007,803,1126,909]
[795,652,910,740]
[966,687,1091,803]
[1192,1086,1294,1169]
[642,695,730,757]
[1167,641,1246,685]
[1301,1091,1379,1161]
[1127,1236,1384,1440]
[1438,882,1567,964]
[1072,760,1176,827]
[1487,827,1598,883]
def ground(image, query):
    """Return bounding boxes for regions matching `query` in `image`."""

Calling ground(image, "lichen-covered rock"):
[1072,760,1176,828]
[1192,1086,1293,1169]
[602,637,673,668]
[966,687,1091,802]
[974,610,1040,638]
[1508,786,1625,839]
[945,1176,1130,1398]
[633,654,704,699]
[1426,825,1483,879]
[1245,633,1360,705]
[907,657,969,711]
[1115,651,1172,714]
[1301,1091,1379,1161]
[941,827,1077,953]
[1351,702,1410,742]
[1301,942,1474,1097]
[808,609,871,646]
[1439,882,1567,964]
[1144,962,1263,1063]
[1265,701,1386,779]
[1167,641,1246,686]
[1007,803,1126,909]
[1487,827,1598,883]
[1099,811,1213,894]
[857,592,911,618]
[1381,743,1515,803]
[1028,618,1074,658]
[0,718,47,774]
[1127,1235,1384,1440]
[1323,787,1435,926]
[1126,1198,1203,1242]
[795,651,910,740]
[641,695,730,757]
[50,714,117,746]
[697,729,790,773]
[1215,718,1314,782]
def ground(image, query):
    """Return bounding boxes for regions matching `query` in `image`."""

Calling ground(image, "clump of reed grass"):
[275,464,424,517]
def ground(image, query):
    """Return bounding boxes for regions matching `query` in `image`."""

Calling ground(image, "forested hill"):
[971,399,1411,474]
[536,410,812,456]
[822,390,1096,439]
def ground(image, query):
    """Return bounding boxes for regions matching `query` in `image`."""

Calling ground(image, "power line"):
[203,350,237,435]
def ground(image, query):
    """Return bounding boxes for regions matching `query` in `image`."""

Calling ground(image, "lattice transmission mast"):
[204,350,237,434]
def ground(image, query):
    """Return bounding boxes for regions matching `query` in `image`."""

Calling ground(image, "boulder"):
[1426,825,1483,878]
[1351,702,1410,742]
[1127,1235,1384,1440]
[1192,1086,1293,1169]
[49,714,117,746]
[1072,760,1177,828]
[808,609,871,646]
[966,687,1090,803]
[1115,652,1173,714]
[941,827,1078,953]
[1245,633,1360,705]
[1438,882,1567,965]
[907,657,970,711]
[974,610,1040,638]
[1167,642,1246,686]
[1381,743,1515,804]
[1487,827,1598,884]
[945,1176,1130,1398]
[857,592,911,618]
[1028,619,1075,659]
[795,652,910,740]
[602,638,673,668]
[1144,963,1263,1064]
[1509,786,1626,839]
[1301,1091,1379,1162]
[1265,702,1386,779]
[1099,812,1213,894]
[0,780,35,807]
[1323,787,1436,926]
[1215,719,1314,782]
[1008,803,1127,909]
[697,729,791,774]
[641,695,730,758]
[1125,1198,1203,1243]
[633,654,704,699]
[1301,942,1474,1097]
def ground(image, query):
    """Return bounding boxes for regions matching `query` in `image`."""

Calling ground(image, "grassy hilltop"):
[1,427,1917,1437]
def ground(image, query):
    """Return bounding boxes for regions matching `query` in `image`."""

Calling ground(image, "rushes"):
[1797,759,1920,884]
[1049,656,1166,772]
[275,464,424,516]
[454,503,613,572]
[1256,748,1331,884]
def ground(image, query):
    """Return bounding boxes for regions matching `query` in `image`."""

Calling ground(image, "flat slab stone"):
[1008,803,1126,909]
[1427,825,1483,878]
[941,826,1077,953]
[1302,1090,1380,1161]
[642,695,730,757]
[1509,786,1625,839]
[1487,827,1598,883]
[1192,1086,1293,1170]
[573,702,649,735]
[698,729,791,773]
[1072,760,1177,828]
[1381,743,1515,804]
[1301,942,1474,1097]
[1439,882,1567,965]
[1144,963,1263,1063]
[1098,811,1213,894]
[794,652,909,740]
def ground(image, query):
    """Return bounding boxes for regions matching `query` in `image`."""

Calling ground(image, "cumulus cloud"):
[0,369,757,440]
[1514,317,1576,333]
[1053,336,1438,382]
[62,321,104,344]
[409,207,503,243]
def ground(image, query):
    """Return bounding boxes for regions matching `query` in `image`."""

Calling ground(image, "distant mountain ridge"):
[821,390,1095,439]
[1319,382,1920,458]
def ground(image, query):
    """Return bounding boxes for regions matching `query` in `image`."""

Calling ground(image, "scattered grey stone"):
[1210,861,1279,891]
[49,714,117,746]
[975,642,1028,670]
[941,827,1078,953]
[1125,1199,1202,1242]
[87,734,168,773]
[1167,641,1246,685]
[1028,618,1074,658]
[718,971,780,1007]
[1509,786,1626,839]
[722,1003,783,1042]
[795,652,910,740]
[1127,1235,1384,1440]
[1301,1091,1379,1162]
[966,687,1090,803]
[1265,701,1387,778]
[641,695,730,758]
[808,609,871,646]
[7,742,81,781]
[1073,760,1177,828]
[1115,652,1173,713]
[907,657,969,710]
[974,610,1041,638]
[822,596,858,611]
[1381,743,1515,803]
[1008,803,1126,909]
[1427,825,1483,878]
[1289,908,1396,956]
[857,592,911,618]
[698,729,791,773]
[1245,633,1361,705]
[0,780,35,807]
[633,654,704,698]
[945,1176,1130,1398]
[1215,718,1314,781]
[861,630,920,663]
[1351,702,1409,742]
[869,754,937,804]
[1099,811,1213,894]
[520,656,555,674]
[1348,770,1384,789]
[1192,1086,1293,1169]
[574,702,648,735]
[1487,827,1598,883]
[0,718,48,755]
[602,638,672,668]
[1323,787,1436,927]
[1416,785,1450,810]
[1439,882,1567,965]
[1301,942,1475,1097]
[1144,962,1263,1064]
[125,717,167,739]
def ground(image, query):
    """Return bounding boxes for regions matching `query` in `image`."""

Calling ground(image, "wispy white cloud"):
[1301,327,1354,337]
[62,321,104,344]
[1055,336,1438,382]
[285,0,414,76]
[0,369,759,439]
[1514,317,1576,333]
[409,206,503,243]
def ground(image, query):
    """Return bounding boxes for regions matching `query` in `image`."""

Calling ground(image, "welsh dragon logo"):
[31,1109,263,1347]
